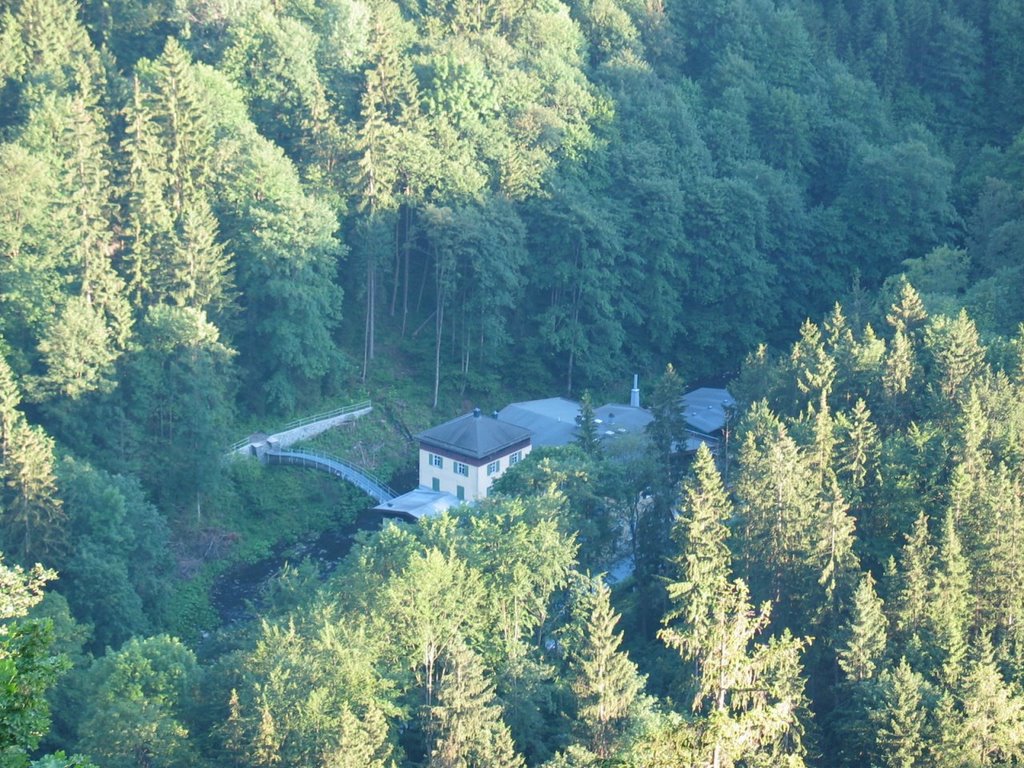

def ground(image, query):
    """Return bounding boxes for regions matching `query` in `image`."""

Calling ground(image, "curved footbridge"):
[231,400,456,521]
[264,449,396,505]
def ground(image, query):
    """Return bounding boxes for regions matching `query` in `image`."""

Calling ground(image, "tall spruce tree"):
[885,280,929,339]
[837,399,880,500]
[0,352,65,561]
[131,38,234,318]
[429,639,524,768]
[956,633,1024,766]
[838,571,889,684]
[575,391,601,458]
[890,512,934,669]
[814,471,861,661]
[661,444,810,768]
[792,319,837,409]
[634,363,686,633]
[871,658,928,768]
[928,508,971,686]
[566,577,644,759]
[981,464,1024,668]
[831,570,890,768]
[735,402,821,628]
[121,74,173,310]
[924,310,987,408]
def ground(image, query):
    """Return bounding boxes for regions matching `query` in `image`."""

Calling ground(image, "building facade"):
[416,408,532,501]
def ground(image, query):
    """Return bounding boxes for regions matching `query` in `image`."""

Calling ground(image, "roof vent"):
[630,374,640,408]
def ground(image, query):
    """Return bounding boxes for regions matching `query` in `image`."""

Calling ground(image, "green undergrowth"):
[166,458,370,638]
[297,412,416,490]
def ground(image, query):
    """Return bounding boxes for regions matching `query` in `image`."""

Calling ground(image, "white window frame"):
[509,451,521,465]
[454,461,469,477]
[487,460,500,476]
[430,453,443,469]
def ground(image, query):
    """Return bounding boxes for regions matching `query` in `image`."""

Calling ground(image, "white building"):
[416,408,533,502]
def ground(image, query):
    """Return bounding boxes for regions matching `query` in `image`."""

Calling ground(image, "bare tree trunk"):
[402,205,412,337]
[433,296,444,409]
[433,249,448,409]
[362,256,376,382]
[390,212,401,316]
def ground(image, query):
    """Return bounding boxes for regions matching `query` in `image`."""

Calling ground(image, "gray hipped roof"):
[498,397,654,447]
[681,387,736,435]
[498,398,581,446]
[417,410,531,460]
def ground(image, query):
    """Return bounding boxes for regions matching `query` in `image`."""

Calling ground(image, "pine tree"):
[885,279,928,338]
[980,464,1024,664]
[122,74,173,310]
[62,97,115,306]
[55,94,132,385]
[661,444,810,768]
[429,640,524,768]
[37,295,119,399]
[871,658,927,768]
[0,353,65,561]
[930,690,969,768]
[665,444,732,647]
[837,399,880,496]
[0,352,22,456]
[147,38,214,216]
[575,390,601,458]
[924,309,987,406]
[792,319,837,407]
[2,420,66,562]
[567,578,644,759]
[838,571,889,683]
[957,633,1024,765]
[883,329,916,403]
[815,472,861,648]
[928,509,970,685]
[824,302,857,396]
[808,392,836,490]
[133,39,230,317]
[635,363,687,631]
[169,198,233,313]
[13,0,100,94]
[734,403,821,627]
[645,363,686,489]
[891,512,934,669]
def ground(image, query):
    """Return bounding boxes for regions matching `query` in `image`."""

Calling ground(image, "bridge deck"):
[264,449,396,505]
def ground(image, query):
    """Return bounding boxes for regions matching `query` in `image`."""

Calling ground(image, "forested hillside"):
[2,0,1024,764]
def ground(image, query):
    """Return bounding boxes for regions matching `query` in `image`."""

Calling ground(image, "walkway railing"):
[265,449,397,505]
[277,400,372,432]
[228,399,372,453]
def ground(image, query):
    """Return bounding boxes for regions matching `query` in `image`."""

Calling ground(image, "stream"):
[210,509,396,624]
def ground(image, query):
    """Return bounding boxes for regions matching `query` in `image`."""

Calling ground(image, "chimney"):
[630,374,640,408]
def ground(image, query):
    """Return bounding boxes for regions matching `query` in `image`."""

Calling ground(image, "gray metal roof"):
[498,398,581,446]
[417,410,532,459]
[681,387,736,435]
[498,397,654,447]
[372,488,461,519]
[593,404,654,438]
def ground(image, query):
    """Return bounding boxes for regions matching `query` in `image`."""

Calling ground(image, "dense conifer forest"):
[3,0,1024,764]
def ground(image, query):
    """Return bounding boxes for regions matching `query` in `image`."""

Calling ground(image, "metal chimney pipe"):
[630,374,640,408]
